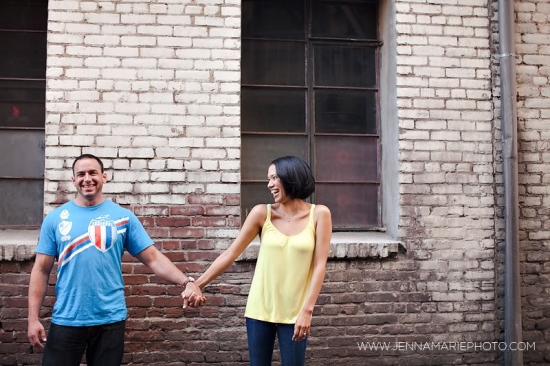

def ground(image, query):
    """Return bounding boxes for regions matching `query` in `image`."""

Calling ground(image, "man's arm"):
[28,253,55,348]
[134,245,205,307]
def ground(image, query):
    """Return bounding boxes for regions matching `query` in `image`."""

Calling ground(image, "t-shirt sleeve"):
[125,212,154,256]
[36,213,58,257]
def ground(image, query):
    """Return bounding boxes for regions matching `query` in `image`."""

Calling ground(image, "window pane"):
[241,135,308,180]
[0,31,47,79]
[314,45,376,88]
[315,89,377,134]
[315,136,378,182]
[241,0,382,229]
[0,80,45,128]
[242,0,305,40]
[312,0,378,40]
[0,130,45,177]
[0,179,44,226]
[0,0,48,31]
[242,40,305,86]
[316,183,379,228]
[242,88,306,133]
[241,182,275,221]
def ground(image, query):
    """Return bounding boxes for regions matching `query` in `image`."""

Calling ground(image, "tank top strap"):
[308,204,316,227]
[266,204,272,222]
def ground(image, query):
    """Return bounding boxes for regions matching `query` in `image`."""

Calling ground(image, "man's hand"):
[28,254,55,348]
[182,282,206,308]
[28,319,47,348]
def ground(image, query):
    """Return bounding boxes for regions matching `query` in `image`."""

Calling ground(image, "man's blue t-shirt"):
[36,200,154,326]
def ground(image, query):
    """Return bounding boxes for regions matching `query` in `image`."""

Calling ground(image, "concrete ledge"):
[236,232,404,261]
[0,230,405,262]
[0,229,40,261]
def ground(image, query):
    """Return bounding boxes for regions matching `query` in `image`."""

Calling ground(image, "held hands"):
[181,282,206,308]
[292,310,313,341]
[28,319,47,348]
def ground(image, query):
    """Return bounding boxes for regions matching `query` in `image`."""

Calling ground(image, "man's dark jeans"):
[42,320,125,366]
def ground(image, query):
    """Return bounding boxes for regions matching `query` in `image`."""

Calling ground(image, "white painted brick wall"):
[45,0,240,206]
[396,0,497,341]
[513,2,550,355]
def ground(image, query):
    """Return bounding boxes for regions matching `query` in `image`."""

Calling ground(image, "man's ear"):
[102,172,107,182]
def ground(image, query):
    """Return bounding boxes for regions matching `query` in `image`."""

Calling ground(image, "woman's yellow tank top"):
[244,204,316,324]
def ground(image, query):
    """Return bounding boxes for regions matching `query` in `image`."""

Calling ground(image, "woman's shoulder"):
[251,203,269,213]
[313,204,331,215]
[313,204,331,223]
[313,204,332,234]
[247,204,269,224]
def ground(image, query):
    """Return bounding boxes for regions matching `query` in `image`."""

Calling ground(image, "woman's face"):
[267,164,286,202]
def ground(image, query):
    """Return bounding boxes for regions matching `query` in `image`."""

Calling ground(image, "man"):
[28,153,205,366]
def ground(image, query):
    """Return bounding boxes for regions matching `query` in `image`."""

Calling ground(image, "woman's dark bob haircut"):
[270,156,315,200]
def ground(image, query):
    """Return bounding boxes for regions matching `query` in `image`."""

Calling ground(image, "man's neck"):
[73,195,106,207]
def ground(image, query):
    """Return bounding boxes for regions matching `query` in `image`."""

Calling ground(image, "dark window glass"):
[241,88,306,133]
[0,32,47,79]
[241,0,380,230]
[242,0,305,40]
[314,136,378,182]
[311,0,378,39]
[314,45,376,88]
[242,40,306,86]
[316,183,379,228]
[0,80,46,128]
[0,179,45,226]
[315,89,377,134]
[0,0,49,31]
[241,182,275,220]
[242,135,308,180]
[0,130,45,177]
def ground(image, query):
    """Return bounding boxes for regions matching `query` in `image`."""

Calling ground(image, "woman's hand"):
[181,282,206,308]
[292,309,313,341]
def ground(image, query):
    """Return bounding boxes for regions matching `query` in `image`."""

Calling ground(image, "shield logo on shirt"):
[58,220,72,236]
[88,216,118,252]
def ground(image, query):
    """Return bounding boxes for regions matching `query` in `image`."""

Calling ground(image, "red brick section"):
[0,205,503,365]
[2,257,504,366]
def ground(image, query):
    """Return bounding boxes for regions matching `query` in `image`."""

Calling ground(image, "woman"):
[195,156,332,366]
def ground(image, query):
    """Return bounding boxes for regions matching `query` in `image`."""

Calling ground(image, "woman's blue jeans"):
[42,320,125,366]
[246,317,308,366]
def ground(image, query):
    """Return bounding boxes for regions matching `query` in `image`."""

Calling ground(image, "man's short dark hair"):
[72,154,104,174]
[271,156,315,200]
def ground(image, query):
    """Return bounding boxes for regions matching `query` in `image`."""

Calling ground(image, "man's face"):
[72,158,107,203]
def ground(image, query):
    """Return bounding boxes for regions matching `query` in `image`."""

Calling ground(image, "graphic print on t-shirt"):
[89,215,118,252]
[58,209,73,242]
[57,215,129,269]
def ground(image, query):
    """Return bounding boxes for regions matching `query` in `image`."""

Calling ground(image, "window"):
[241,0,381,230]
[0,0,47,227]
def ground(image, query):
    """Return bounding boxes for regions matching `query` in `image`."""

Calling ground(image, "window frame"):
[0,0,48,228]
[240,0,386,231]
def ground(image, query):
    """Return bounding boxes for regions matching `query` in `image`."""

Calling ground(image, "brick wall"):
[2,0,550,365]
[43,0,242,216]
[3,255,502,366]
[514,0,550,364]
[396,0,498,362]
